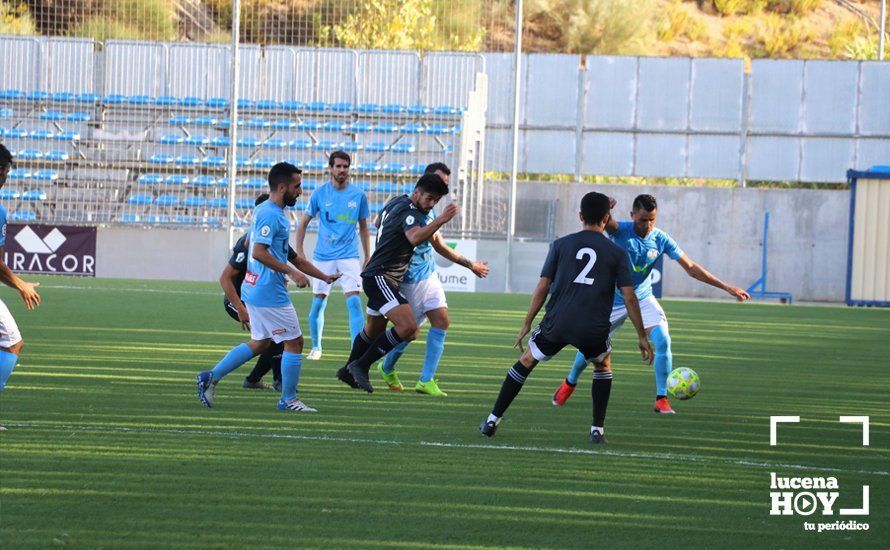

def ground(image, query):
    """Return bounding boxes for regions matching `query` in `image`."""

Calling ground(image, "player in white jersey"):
[196,163,339,412]
[0,144,42,430]
[376,164,489,396]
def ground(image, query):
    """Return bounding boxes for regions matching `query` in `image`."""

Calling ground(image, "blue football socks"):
[381,341,409,374]
[280,351,303,401]
[308,296,328,349]
[420,328,447,382]
[345,294,365,342]
[0,350,18,392]
[210,343,255,382]
[566,351,588,385]
[650,324,672,397]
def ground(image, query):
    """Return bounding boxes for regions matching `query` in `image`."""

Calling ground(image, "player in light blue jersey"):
[552,194,749,414]
[376,164,489,396]
[0,144,42,430]
[295,151,371,361]
[196,163,340,412]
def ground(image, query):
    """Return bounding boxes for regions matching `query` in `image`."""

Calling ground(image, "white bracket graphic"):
[770,416,800,446]
[839,416,869,446]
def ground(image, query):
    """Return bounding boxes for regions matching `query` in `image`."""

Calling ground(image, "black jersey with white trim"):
[361,194,426,284]
[227,234,297,298]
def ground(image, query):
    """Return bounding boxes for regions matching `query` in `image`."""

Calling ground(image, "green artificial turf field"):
[1,276,887,548]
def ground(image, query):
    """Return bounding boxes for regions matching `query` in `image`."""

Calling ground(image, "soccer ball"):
[667,367,700,400]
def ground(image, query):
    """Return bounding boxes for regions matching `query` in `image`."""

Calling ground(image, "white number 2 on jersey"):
[572,247,597,285]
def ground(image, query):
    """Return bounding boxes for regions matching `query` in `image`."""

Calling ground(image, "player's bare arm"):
[293,212,313,259]
[515,276,551,352]
[405,203,459,246]
[621,286,654,364]
[431,233,489,278]
[676,254,750,302]
[0,247,40,310]
[605,197,619,234]
[219,263,250,329]
[358,217,371,269]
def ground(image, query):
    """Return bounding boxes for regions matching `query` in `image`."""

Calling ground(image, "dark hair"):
[580,192,611,225]
[0,143,12,168]
[632,194,657,212]
[268,162,301,190]
[424,162,450,176]
[329,150,351,167]
[254,193,270,206]
[414,173,450,197]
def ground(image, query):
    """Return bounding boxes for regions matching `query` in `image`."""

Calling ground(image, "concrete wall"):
[94,183,850,302]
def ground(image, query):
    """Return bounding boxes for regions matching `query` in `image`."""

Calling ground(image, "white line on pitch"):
[7,422,888,477]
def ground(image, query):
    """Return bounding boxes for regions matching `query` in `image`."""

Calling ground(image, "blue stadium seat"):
[40,110,66,121]
[128,194,153,206]
[174,216,198,224]
[26,91,49,102]
[155,96,179,107]
[237,98,255,110]
[22,189,47,201]
[391,142,415,154]
[369,202,384,214]
[407,105,431,115]
[399,183,415,194]
[147,215,171,224]
[358,103,381,114]
[241,177,266,189]
[211,136,230,147]
[313,140,338,151]
[331,102,355,113]
[365,142,389,152]
[75,93,100,104]
[181,196,207,208]
[264,138,288,149]
[129,95,153,106]
[205,98,229,109]
[253,158,276,169]
[373,122,399,133]
[0,189,20,199]
[441,144,453,154]
[369,181,396,194]
[32,170,58,181]
[174,155,201,166]
[401,123,425,134]
[159,134,185,145]
[340,141,362,151]
[301,179,320,192]
[180,97,203,107]
[29,129,53,140]
[137,174,165,185]
[356,162,381,174]
[381,103,407,114]
[245,117,271,129]
[8,169,31,180]
[184,135,210,146]
[238,136,261,148]
[235,157,254,168]
[54,131,81,141]
[195,115,219,126]
[350,180,371,192]
[11,210,37,222]
[297,120,322,131]
[235,198,255,209]
[193,175,220,187]
[50,92,75,103]
[290,139,313,150]
[256,99,280,111]
[303,159,327,171]
[323,120,346,132]
[154,195,179,207]
[118,214,141,223]
[346,121,374,133]
[272,119,297,130]
[165,174,190,186]
[305,101,328,112]
[208,197,228,209]
[149,154,175,165]
[280,100,304,111]
[15,149,43,160]
[426,124,456,135]
[202,155,226,167]
[0,108,11,118]
[408,163,426,175]
[0,90,24,100]
[3,128,28,139]
[67,112,92,122]
[381,162,406,174]
[433,105,460,115]
[169,115,193,125]
[45,150,70,161]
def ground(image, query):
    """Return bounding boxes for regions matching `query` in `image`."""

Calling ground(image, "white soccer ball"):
[667,367,700,400]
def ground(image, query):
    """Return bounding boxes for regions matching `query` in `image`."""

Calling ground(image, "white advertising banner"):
[434,239,477,292]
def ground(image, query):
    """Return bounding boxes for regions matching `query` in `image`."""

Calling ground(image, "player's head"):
[630,194,657,237]
[411,173,449,214]
[268,162,302,207]
[0,143,12,188]
[579,192,612,228]
[424,162,451,185]
[329,150,350,186]
[254,193,270,206]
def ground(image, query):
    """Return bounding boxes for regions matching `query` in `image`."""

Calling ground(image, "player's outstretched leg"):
[197,343,257,407]
[650,325,675,414]
[378,341,408,391]
[553,351,587,405]
[481,360,534,437]
[415,325,448,397]
[589,366,613,444]
[307,295,327,360]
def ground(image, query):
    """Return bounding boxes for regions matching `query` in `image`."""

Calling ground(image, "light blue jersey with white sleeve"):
[611,221,683,306]
[0,203,6,247]
[308,182,369,261]
[241,200,292,307]
[403,210,437,284]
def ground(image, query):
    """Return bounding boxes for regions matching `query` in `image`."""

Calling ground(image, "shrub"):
[0,2,37,35]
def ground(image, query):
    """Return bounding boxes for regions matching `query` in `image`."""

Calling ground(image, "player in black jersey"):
[220,193,308,392]
[480,192,654,444]
[336,174,458,392]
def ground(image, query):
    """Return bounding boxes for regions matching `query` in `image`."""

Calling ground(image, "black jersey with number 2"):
[538,230,633,344]
[362,194,425,284]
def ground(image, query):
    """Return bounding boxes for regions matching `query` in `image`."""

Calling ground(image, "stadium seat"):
[400,123,425,134]
[10,210,37,222]
[185,135,211,146]
[0,108,11,118]
[208,197,228,209]
[154,195,179,207]
[426,124,456,135]
[173,215,198,224]
[233,157,252,168]
[159,134,185,145]
[365,142,389,152]
[149,154,174,165]
[128,194,153,206]
[169,115,193,126]
[75,93,100,104]
[357,103,380,114]
[202,155,226,167]
[165,174,190,186]
[8,169,30,180]
[102,94,127,104]
[280,100,303,111]
[290,140,313,150]
[264,138,288,149]
[351,180,371,192]
[137,174,165,185]
[339,141,362,151]
[26,91,49,102]
[146,215,171,224]
[407,105,431,115]
[235,198,255,209]
[303,159,327,171]
[313,140,338,151]
[179,97,202,108]
[331,102,355,113]
[211,136,230,147]
[391,142,416,154]
[237,98,255,110]
[297,120,322,131]
[245,117,271,129]
[40,110,67,121]
[408,163,426,175]
[15,149,44,160]
[355,162,381,174]
[54,131,81,141]
[0,90,24,100]
[205,98,229,109]
[373,122,399,133]
[32,170,58,181]
[346,121,373,133]
[154,96,179,107]
[253,158,276,169]
[241,177,266,189]
[22,189,47,201]
[67,112,92,122]
[3,128,28,139]
[380,103,406,114]
[129,95,153,106]
[45,150,69,162]
[399,183,415,194]
[369,202,384,214]
[381,162,407,174]
[322,120,346,132]
[433,105,460,116]
[299,179,318,192]
[118,214,141,223]
[305,101,328,112]
[195,115,218,126]
[238,136,261,148]
[29,130,53,140]
[174,155,201,166]
[50,92,75,103]
[272,119,297,130]
[0,189,21,199]
[256,99,280,111]
[193,175,220,187]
